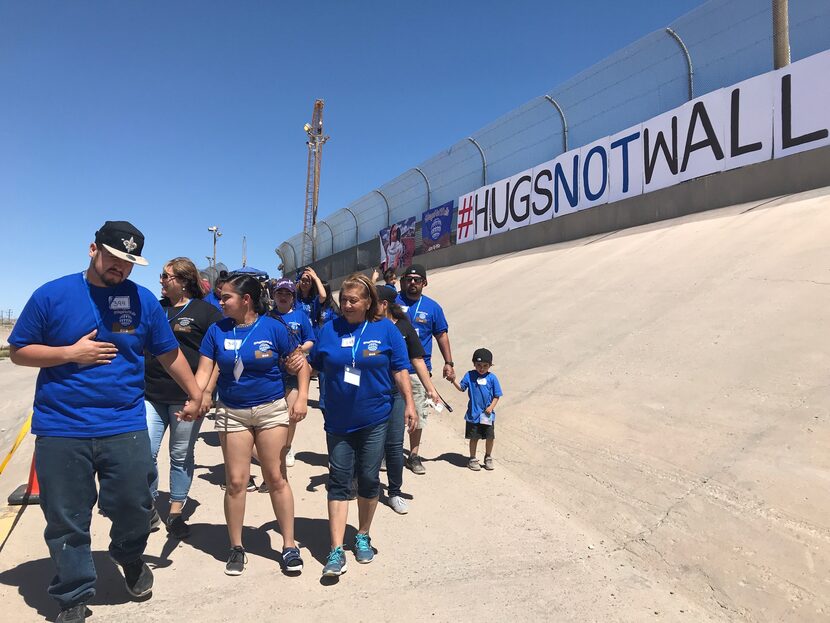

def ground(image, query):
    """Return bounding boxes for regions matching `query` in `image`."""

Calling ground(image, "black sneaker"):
[406,454,426,475]
[225,546,247,576]
[119,559,153,598]
[165,514,191,540]
[149,506,161,531]
[246,476,257,492]
[56,604,91,623]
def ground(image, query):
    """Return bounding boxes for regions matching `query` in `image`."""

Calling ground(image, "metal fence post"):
[665,27,695,100]
[374,189,392,227]
[318,220,335,258]
[467,136,487,186]
[411,167,432,211]
[773,0,791,69]
[543,95,569,152]
[343,207,359,272]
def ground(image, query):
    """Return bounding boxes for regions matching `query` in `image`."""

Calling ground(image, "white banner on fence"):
[458,48,830,241]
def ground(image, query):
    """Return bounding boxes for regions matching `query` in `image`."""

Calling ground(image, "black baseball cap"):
[376,285,397,303]
[94,221,148,266]
[472,348,493,364]
[402,264,426,279]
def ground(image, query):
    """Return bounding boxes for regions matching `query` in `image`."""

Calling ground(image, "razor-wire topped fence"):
[276,0,830,279]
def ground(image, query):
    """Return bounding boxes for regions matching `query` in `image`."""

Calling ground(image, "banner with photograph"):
[379,216,416,271]
[421,201,453,253]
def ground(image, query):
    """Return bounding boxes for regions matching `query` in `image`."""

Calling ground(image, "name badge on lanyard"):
[233,357,244,382]
[344,365,362,386]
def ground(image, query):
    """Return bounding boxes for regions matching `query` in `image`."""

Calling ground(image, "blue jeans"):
[318,371,327,412]
[383,394,405,497]
[35,431,154,609]
[145,400,203,503]
[326,420,389,501]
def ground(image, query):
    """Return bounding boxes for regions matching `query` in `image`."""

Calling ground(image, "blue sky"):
[0,0,703,316]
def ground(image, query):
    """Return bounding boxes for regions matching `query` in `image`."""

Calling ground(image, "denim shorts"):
[326,420,389,501]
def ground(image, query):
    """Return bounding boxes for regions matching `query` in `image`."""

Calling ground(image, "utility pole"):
[772,0,791,69]
[302,100,330,266]
[207,226,222,268]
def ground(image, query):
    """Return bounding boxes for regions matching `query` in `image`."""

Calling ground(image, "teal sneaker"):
[322,546,347,577]
[354,533,374,564]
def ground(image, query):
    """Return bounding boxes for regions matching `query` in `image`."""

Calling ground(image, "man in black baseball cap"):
[94,220,149,266]
[9,221,203,622]
[395,263,455,475]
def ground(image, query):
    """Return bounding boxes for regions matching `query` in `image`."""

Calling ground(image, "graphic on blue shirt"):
[459,370,503,424]
[395,293,448,371]
[296,295,322,329]
[310,317,409,434]
[200,316,292,408]
[270,307,315,382]
[9,273,179,438]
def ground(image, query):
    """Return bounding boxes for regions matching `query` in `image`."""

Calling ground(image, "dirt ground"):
[0,187,828,622]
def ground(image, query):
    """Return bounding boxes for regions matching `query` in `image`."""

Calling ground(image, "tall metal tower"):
[301,99,329,266]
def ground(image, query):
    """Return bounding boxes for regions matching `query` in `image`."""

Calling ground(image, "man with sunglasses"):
[395,264,455,475]
[9,221,202,623]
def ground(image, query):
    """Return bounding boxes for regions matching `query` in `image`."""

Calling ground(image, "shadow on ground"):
[0,550,172,621]
[425,452,468,468]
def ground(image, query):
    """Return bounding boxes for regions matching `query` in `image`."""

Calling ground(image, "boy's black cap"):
[472,348,493,364]
[402,264,426,279]
[94,221,148,266]
[375,285,397,303]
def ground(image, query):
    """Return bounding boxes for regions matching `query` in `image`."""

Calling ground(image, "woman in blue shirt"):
[195,274,310,576]
[268,278,315,468]
[310,273,415,577]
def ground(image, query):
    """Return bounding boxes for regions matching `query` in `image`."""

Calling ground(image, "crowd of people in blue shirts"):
[8,221,503,623]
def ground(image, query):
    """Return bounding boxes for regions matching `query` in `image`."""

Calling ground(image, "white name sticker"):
[344,365,361,386]
[109,296,131,311]
[400,305,409,312]
[224,339,243,350]
[476,377,488,385]
[341,336,355,348]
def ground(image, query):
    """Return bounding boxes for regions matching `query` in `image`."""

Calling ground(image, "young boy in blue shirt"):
[449,348,503,471]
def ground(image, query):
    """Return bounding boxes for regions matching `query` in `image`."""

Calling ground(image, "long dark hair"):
[321,281,340,314]
[225,273,268,315]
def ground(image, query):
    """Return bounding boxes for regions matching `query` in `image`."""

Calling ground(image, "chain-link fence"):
[276,0,830,279]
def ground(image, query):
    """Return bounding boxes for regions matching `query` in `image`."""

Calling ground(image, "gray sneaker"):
[388,495,409,514]
[406,455,426,475]
[468,457,481,471]
[483,456,494,470]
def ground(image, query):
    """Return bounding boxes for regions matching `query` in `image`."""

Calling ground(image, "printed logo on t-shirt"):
[366,340,380,352]
[109,296,131,311]
[288,321,300,334]
[416,312,428,324]
[118,312,134,327]
[179,318,191,326]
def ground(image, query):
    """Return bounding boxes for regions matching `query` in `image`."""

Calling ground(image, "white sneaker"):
[389,496,409,515]
[285,448,295,467]
[379,458,386,472]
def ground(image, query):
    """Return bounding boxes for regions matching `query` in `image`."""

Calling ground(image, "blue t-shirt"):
[269,307,315,383]
[314,305,339,339]
[199,316,292,408]
[204,291,223,311]
[395,293,449,371]
[310,317,409,434]
[459,370,503,424]
[296,294,321,329]
[9,273,179,438]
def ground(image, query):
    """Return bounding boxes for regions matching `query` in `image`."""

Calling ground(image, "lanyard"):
[167,300,192,324]
[406,296,423,322]
[232,316,262,362]
[350,321,368,367]
[82,273,106,331]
